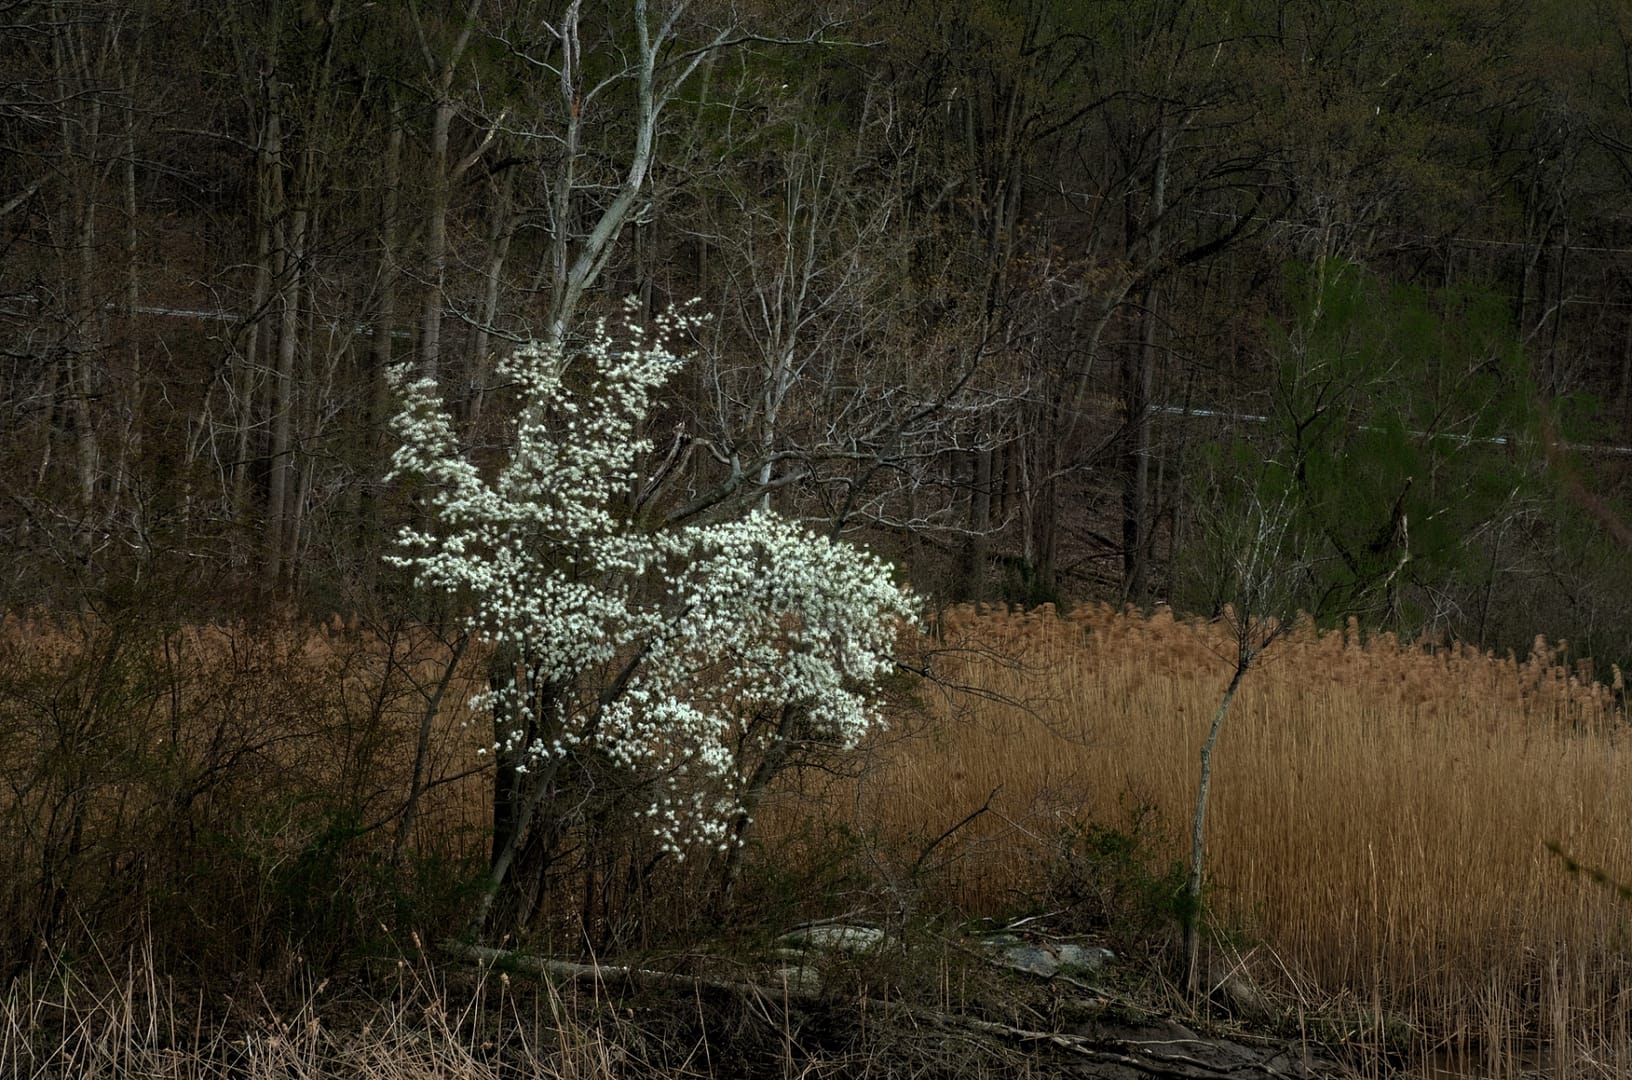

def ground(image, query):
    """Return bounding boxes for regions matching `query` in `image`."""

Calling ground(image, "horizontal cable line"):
[1154,404,1632,457]
[111,303,417,339]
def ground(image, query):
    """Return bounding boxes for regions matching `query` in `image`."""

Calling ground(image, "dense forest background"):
[6,0,1632,666]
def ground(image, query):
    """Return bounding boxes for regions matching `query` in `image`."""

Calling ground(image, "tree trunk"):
[1185,655,1249,997]
[965,448,993,603]
[414,0,481,378]
[1122,280,1158,604]
[116,48,143,541]
[265,144,306,592]
[714,706,798,913]
[418,93,454,379]
[55,8,104,519]
[1122,118,1168,606]
[234,121,276,526]
[478,642,570,932]
[468,167,515,423]
[358,101,404,569]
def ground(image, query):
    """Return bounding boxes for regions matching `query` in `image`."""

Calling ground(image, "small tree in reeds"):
[1181,482,1301,995]
[1179,259,1470,997]
[1183,457,1423,997]
[385,303,913,936]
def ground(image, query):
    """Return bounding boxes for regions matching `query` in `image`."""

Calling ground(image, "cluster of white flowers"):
[386,303,914,853]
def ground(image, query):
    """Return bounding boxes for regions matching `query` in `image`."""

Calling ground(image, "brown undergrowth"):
[0,937,680,1080]
[0,612,491,986]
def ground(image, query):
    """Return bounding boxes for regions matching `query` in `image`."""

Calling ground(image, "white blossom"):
[387,302,914,853]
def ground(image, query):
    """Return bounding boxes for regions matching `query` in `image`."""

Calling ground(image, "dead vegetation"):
[810,604,1632,1076]
[4,605,1631,1075]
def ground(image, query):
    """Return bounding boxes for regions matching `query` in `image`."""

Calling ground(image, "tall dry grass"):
[820,604,1632,1073]
[0,938,645,1080]
[13,602,1632,1073]
[0,612,492,980]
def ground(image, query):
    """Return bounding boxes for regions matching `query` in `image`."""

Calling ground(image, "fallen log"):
[439,942,1334,1079]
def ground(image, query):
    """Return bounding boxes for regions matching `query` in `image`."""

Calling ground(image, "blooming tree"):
[386,303,914,926]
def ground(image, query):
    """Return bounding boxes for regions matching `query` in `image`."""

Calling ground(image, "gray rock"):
[779,923,886,954]
[984,937,1115,978]
[768,964,822,992]
[1205,956,1273,1023]
[997,944,1060,976]
[1213,970,1272,1023]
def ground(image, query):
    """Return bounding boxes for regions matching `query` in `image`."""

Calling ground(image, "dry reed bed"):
[11,608,1632,1070]
[0,614,495,973]
[837,604,1632,1068]
[0,613,494,848]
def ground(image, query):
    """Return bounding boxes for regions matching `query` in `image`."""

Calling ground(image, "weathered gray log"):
[439,941,809,1002]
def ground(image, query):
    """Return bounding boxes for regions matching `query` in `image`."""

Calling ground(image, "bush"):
[0,611,488,989]
[1040,804,1189,959]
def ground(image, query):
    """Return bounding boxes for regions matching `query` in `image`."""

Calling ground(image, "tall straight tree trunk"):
[1031,461,1058,598]
[55,8,105,518]
[904,479,924,593]
[72,178,102,515]
[234,136,275,525]
[1122,279,1158,603]
[283,272,323,588]
[112,48,142,539]
[419,94,454,379]
[358,102,404,568]
[468,167,515,423]
[958,448,993,603]
[412,0,481,377]
[264,124,306,591]
[1121,118,1168,605]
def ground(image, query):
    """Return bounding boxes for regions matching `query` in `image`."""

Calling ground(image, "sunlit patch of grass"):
[791,605,1632,1073]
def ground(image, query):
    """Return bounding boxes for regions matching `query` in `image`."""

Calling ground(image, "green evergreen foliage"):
[1176,259,1546,637]
[1042,805,1190,958]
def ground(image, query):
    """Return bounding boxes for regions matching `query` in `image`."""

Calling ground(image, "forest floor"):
[8,927,1370,1079]
[409,929,1357,1080]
